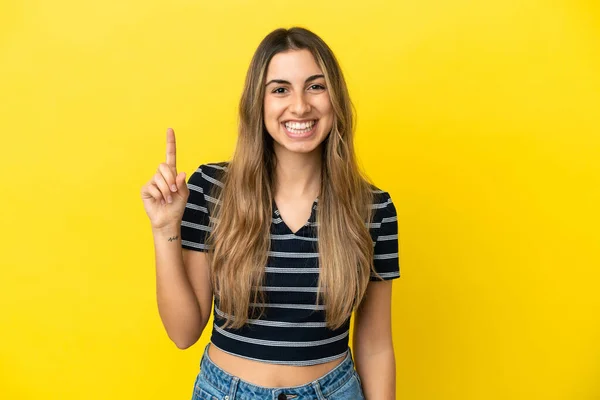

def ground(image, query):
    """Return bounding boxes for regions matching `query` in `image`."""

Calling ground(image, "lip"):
[283,119,318,123]
[281,120,319,139]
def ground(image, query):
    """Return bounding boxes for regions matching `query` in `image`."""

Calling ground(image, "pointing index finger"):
[166,128,176,168]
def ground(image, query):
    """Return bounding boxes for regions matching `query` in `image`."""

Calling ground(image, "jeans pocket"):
[326,372,365,400]
[193,387,219,400]
[193,373,224,400]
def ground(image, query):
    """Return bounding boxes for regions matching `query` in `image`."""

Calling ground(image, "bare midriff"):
[207,343,346,387]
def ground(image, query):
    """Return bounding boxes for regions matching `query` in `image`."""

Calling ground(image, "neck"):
[273,145,322,199]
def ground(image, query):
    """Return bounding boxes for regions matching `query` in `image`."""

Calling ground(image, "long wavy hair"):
[206,27,378,330]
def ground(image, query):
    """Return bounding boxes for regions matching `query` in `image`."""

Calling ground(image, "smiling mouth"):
[282,120,318,135]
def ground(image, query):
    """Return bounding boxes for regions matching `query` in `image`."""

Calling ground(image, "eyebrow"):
[265,74,325,87]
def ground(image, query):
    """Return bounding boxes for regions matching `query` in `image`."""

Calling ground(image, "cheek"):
[263,99,273,119]
[264,100,283,123]
[263,99,283,135]
[319,100,334,132]
[316,96,333,117]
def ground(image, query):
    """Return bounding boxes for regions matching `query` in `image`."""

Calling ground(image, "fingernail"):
[161,199,165,205]
[171,184,177,192]
[167,195,173,204]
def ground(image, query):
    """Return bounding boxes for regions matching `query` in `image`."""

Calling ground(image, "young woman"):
[141,27,399,400]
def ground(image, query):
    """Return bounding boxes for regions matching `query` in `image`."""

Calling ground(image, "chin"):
[277,133,329,155]
[274,139,322,155]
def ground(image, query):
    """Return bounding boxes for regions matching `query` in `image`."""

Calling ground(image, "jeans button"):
[224,397,229,400]
[277,394,287,400]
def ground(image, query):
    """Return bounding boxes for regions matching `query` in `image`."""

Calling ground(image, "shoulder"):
[368,184,397,222]
[195,161,229,178]
[188,161,229,188]
[369,184,394,207]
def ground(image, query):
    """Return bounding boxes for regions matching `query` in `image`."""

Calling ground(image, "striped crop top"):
[180,162,400,366]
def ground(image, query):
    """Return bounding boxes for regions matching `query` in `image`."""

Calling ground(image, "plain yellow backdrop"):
[1,0,599,399]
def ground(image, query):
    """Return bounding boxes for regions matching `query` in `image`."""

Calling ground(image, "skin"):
[263,48,333,157]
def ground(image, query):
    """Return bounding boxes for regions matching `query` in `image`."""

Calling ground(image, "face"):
[263,49,334,156]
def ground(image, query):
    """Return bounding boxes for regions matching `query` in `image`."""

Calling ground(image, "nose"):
[290,92,311,116]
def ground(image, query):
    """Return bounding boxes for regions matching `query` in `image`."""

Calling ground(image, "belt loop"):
[311,380,326,400]
[228,376,239,399]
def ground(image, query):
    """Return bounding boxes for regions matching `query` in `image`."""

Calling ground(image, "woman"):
[141,27,399,400]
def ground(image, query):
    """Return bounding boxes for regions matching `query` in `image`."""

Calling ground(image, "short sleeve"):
[371,192,400,281]
[180,164,216,252]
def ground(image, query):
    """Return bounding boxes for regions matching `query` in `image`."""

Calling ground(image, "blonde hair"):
[206,27,378,330]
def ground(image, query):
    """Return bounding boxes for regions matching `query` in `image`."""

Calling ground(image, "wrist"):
[152,223,181,237]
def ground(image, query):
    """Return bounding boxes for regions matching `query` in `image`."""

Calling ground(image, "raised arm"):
[141,128,212,348]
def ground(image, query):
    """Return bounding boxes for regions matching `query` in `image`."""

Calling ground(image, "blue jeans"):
[192,343,366,400]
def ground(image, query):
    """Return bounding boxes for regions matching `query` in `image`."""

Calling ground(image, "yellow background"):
[1,0,599,399]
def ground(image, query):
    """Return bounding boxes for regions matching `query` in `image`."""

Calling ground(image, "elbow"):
[172,333,200,350]
[170,330,202,350]
[174,339,196,350]
[170,324,207,350]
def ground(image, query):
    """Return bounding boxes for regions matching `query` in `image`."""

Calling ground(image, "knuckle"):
[158,163,173,176]
[154,178,166,190]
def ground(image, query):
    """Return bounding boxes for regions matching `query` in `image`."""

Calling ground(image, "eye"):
[272,87,287,94]
[308,84,326,91]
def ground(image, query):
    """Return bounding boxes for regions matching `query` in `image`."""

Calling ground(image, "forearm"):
[153,225,204,349]
[354,346,396,400]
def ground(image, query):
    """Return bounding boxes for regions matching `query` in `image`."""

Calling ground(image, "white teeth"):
[285,120,315,130]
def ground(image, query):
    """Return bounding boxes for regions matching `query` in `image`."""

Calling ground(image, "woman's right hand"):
[141,128,190,231]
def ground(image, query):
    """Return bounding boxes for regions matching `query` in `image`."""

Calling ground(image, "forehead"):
[265,49,323,81]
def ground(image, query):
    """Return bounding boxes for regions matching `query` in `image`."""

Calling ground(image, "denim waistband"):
[198,342,355,399]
